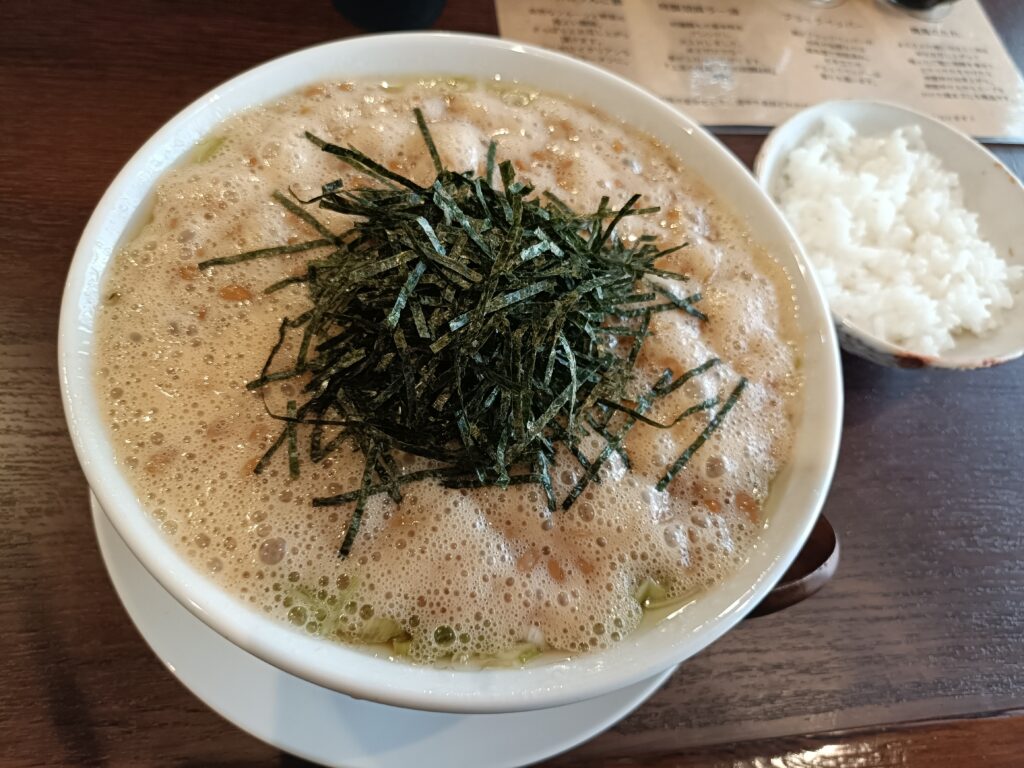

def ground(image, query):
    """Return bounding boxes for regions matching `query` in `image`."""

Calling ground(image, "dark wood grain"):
[555,711,1024,767]
[2,1,1024,766]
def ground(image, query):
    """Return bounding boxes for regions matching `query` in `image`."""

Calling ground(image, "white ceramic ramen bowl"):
[60,32,842,714]
[754,100,1024,370]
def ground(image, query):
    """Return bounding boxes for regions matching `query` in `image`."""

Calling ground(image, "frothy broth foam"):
[95,77,802,664]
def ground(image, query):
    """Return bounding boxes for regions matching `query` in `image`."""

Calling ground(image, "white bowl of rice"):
[755,100,1024,369]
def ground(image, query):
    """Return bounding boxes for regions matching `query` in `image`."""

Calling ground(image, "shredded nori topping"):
[199,108,745,557]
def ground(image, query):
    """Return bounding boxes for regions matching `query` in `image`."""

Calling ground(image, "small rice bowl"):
[775,115,1023,356]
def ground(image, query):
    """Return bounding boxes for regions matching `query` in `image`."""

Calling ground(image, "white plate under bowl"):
[754,99,1024,369]
[91,493,675,768]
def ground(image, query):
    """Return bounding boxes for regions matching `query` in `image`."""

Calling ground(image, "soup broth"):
[95,77,801,664]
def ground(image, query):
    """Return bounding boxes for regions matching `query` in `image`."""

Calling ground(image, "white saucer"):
[91,494,676,767]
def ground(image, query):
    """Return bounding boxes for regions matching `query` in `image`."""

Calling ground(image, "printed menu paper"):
[495,0,1024,142]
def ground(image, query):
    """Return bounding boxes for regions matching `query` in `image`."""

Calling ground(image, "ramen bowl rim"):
[59,31,843,714]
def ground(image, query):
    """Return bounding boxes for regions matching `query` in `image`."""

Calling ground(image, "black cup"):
[332,0,446,31]
[885,0,958,9]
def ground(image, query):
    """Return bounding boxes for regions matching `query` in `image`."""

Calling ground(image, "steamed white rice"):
[775,115,1022,356]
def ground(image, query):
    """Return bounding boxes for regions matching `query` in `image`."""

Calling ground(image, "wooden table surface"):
[3,1,1024,765]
